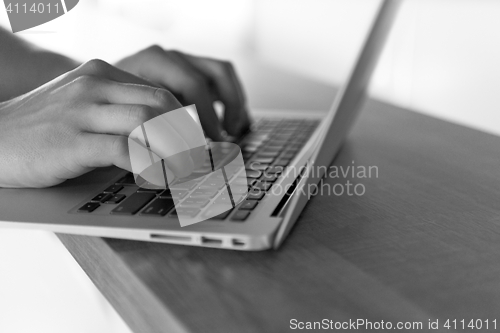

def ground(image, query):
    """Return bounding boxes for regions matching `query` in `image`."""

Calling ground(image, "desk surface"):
[58,60,500,333]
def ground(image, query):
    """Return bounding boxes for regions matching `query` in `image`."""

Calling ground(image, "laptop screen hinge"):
[270,166,307,217]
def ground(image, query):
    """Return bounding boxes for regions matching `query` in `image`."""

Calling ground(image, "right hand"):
[0,59,184,188]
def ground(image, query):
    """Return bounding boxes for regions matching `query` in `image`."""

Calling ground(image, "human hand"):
[0,59,186,188]
[115,46,251,141]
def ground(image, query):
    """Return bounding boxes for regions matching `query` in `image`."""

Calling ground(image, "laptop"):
[0,0,401,250]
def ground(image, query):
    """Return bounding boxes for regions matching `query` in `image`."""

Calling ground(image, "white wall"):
[1,0,498,135]
[0,0,255,62]
[254,0,500,136]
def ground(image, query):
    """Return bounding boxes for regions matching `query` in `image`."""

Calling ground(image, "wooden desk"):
[58,61,500,333]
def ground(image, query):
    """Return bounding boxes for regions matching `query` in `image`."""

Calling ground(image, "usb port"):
[201,237,223,245]
[232,239,245,247]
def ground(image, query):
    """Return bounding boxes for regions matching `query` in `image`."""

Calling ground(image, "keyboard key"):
[209,209,233,220]
[273,135,292,141]
[252,182,272,191]
[245,169,262,178]
[239,201,258,210]
[261,147,282,153]
[287,143,303,150]
[172,190,189,199]
[180,198,210,208]
[77,202,100,213]
[245,133,270,141]
[260,174,278,183]
[198,183,226,191]
[280,152,296,159]
[141,198,175,216]
[203,204,233,219]
[171,207,200,218]
[242,144,260,153]
[91,193,111,202]
[115,173,136,185]
[283,147,299,154]
[229,186,248,195]
[103,194,126,204]
[247,190,265,200]
[231,211,250,221]
[231,177,255,187]
[257,151,280,158]
[273,159,291,167]
[103,185,123,194]
[267,139,289,145]
[265,166,285,175]
[290,134,307,141]
[247,163,270,171]
[222,166,243,178]
[212,194,233,205]
[137,188,164,194]
[251,157,275,164]
[111,192,156,215]
[198,179,226,190]
[190,189,218,198]
[264,145,285,152]
[170,181,198,190]
[160,189,188,199]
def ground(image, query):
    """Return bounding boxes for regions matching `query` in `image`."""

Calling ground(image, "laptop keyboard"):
[77,118,319,222]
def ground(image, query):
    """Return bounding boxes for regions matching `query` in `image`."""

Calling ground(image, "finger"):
[67,76,182,111]
[51,59,158,93]
[128,115,197,179]
[74,59,158,87]
[75,133,131,171]
[81,104,161,136]
[175,52,251,136]
[85,103,206,172]
[143,107,207,171]
[128,134,182,186]
[75,132,198,181]
[132,46,224,140]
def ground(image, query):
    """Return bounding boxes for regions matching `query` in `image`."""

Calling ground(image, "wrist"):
[31,50,81,84]
[0,50,80,101]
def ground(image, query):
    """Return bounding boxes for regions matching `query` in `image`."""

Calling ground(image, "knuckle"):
[81,59,110,74]
[127,105,156,125]
[110,136,128,158]
[69,75,98,94]
[221,60,234,70]
[74,133,95,165]
[144,44,164,56]
[218,60,235,76]
[183,73,209,92]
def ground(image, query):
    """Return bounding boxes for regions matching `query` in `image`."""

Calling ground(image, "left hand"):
[115,45,251,141]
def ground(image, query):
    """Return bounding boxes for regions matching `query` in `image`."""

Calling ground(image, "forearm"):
[0,27,80,101]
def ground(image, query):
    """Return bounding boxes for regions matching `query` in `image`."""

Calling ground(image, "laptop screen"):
[308,0,402,180]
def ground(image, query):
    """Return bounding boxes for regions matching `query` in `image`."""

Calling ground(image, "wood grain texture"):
[58,60,500,333]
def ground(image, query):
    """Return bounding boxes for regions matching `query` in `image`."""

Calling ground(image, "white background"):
[1,1,499,332]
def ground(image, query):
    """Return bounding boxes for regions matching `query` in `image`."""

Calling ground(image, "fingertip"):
[223,106,252,137]
[206,126,225,142]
